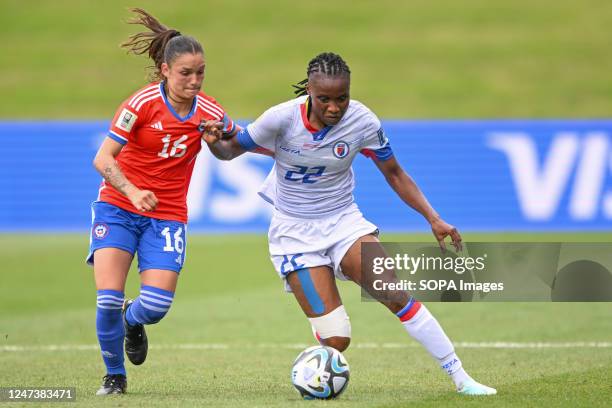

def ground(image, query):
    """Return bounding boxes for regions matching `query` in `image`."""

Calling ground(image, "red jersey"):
[99,82,235,223]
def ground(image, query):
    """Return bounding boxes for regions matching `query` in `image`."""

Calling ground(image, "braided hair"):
[121,8,204,82]
[292,52,351,97]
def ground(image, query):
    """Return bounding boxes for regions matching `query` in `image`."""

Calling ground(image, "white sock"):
[440,353,472,388]
[401,303,473,388]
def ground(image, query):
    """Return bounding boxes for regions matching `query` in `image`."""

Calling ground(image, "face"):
[306,73,350,127]
[161,52,205,101]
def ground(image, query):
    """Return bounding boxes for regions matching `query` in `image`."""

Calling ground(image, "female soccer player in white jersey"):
[202,52,496,396]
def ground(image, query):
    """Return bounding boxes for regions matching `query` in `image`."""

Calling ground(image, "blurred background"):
[1,0,611,232]
[1,1,611,406]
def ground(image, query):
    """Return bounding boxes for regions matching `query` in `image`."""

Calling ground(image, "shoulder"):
[246,98,302,141]
[260,97,304,123]
[265,96,303,116]
[344,99,381,130]
[123,82,163,113]
[109,83,161,138]
[252,97,302,127]
[196,92,225,120]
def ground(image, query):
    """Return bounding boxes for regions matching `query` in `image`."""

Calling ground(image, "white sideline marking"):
[1,341,611,352]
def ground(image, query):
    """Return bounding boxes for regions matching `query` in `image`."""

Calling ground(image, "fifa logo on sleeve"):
[115,109,138,132]
[333,141,350,159]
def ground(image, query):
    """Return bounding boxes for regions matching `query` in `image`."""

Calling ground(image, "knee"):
[128,300,172,325]
[322,336,351,352]
[309,305,352,351]
[130,286,175,325]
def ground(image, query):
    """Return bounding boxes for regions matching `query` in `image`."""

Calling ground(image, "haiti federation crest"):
[332,141,350,159]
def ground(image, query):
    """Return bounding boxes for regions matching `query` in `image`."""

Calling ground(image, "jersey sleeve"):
[238,107,281,152]
[197,93,236,134]
[360,112,394,162]
[221,113,236,135]
[108,100,142,145]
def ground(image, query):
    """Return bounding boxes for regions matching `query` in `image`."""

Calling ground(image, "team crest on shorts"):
[332,141,350,158]
[93,223,109,239]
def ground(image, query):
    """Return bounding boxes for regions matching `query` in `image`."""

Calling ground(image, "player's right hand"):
[128,189,159,212]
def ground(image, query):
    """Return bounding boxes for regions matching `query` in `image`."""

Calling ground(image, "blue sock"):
[96,290,126,376]
[126,285,174,326]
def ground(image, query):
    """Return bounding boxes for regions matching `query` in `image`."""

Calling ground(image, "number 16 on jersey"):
[158,135,188,158]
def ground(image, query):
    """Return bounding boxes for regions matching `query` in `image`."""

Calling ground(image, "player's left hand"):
[200,120,224,144]
[430,218,463,252]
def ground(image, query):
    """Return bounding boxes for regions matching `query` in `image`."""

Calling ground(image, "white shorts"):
[268,203,378,292]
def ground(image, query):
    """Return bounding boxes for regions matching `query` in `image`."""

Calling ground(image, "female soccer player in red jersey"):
[87,8,237,395]
[202,52,496,396]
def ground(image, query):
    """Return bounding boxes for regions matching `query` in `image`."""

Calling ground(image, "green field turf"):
[1,234,611,407]
[2,0,612,119]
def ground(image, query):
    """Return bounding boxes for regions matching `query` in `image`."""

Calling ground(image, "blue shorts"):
[86,201,187,273]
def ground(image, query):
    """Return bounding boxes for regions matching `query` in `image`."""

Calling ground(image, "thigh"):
[140,269,179,292]
[286,266,342,318]
[87,201,139,265]
[88,202,139,291]
[137,219,187,274]
[94,248,133,291]
[340,234,409,313]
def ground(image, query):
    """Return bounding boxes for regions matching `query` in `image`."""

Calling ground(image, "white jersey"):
[238,96,392,218]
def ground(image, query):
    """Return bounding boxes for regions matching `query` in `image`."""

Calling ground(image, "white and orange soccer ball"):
[291,346,350,400]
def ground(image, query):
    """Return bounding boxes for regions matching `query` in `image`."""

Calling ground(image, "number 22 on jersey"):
[285,165,326,184]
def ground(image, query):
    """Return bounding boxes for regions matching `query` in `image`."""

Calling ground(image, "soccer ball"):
[291,345,350,400]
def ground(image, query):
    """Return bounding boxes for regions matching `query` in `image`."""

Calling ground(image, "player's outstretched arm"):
[373,156,462,252]
[201,121,247,161]
[93,137,158,212]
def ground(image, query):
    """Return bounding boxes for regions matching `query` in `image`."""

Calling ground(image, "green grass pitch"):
[1,234,611,407]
